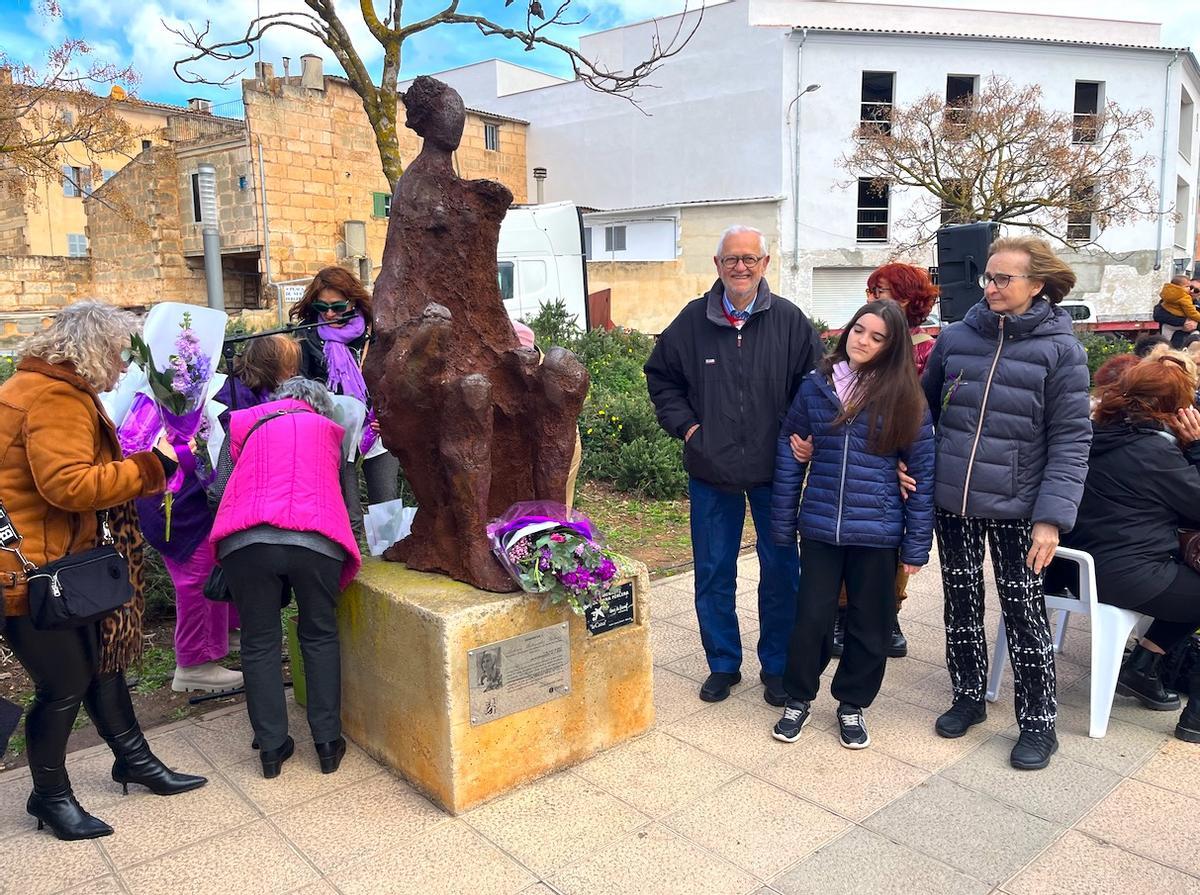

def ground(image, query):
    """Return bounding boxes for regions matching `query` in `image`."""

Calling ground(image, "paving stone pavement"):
[2,547,1198,895]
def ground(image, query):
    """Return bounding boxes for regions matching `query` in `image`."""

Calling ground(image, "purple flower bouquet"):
[488,500,621,615]
[119,312,216,539]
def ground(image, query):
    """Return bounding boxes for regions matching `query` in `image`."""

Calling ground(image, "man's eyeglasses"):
[312,300,351,314]
[719,255,765,270]
[978,272,1033,290]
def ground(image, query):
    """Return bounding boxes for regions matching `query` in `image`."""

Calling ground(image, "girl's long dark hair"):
[821,300,926,454]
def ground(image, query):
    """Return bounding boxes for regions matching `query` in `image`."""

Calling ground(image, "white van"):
[497,201,590,329]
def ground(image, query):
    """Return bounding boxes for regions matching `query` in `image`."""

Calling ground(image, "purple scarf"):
[319,311,379,454]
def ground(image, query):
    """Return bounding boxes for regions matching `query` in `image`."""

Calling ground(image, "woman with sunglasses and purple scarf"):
[291,267,400,537]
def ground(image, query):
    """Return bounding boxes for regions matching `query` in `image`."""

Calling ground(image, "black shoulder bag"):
[0,501,132,630]
[203,408,312,603]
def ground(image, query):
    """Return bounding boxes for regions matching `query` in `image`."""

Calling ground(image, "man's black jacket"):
[644,278,824,491]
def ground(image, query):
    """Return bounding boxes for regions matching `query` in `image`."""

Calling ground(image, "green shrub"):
[0,356,15,385]
[1077,332,1132,382]
[141,545,176,621]
[612,435,689,499]
[524,299,581,350]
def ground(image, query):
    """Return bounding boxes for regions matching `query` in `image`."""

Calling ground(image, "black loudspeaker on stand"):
[936,222,999,324]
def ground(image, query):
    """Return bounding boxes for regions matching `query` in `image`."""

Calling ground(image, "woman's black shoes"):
[108,727,208,796]
[315,737,346,774]
[27,791,113,840]
[1117,645,1181,711]
[260,736,295,779]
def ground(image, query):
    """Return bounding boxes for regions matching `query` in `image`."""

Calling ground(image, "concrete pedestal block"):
[337,557,654,814]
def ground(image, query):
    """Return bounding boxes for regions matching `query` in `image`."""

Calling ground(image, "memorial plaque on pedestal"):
[586,582,635,636]
[468,622,571,724]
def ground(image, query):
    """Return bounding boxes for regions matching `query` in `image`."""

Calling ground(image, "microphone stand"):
[219,313,354,412]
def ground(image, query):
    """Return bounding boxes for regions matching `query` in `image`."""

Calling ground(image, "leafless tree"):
[0,1,149,218]
[842,75,1160,250]
[169,1,702,189]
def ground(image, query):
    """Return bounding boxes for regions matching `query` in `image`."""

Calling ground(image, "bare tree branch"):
[170,1,703,189]
[842,75,1159,251]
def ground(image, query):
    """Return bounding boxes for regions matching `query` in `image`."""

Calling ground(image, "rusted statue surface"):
[364,76,589,592]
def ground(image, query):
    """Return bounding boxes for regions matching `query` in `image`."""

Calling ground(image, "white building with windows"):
[426,0,1200,332]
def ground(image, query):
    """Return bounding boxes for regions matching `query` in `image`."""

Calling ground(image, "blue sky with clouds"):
[2,1,1200,110]
[0,1,679,108]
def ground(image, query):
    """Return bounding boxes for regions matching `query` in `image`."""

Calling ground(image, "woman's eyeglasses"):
[311,300,351,314]
[865,287,892,298]
[978,272,1033,289]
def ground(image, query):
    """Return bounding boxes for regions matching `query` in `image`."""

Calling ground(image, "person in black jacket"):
[645,224,824,706]
[1061,355,1200,743]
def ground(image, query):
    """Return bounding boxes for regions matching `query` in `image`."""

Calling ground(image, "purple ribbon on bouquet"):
[486,513,596,545]
[117,393,204,491]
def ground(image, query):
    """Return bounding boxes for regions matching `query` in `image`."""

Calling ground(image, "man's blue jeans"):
[688,477,800,676]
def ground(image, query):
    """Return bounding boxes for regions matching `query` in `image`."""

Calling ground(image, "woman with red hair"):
[1063,355,1200,743]
[866,263,940,375]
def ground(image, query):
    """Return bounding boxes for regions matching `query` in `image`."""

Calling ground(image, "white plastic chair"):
[985,546,1150,738]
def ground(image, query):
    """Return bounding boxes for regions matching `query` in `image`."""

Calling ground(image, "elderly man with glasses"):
[645,225,824,705]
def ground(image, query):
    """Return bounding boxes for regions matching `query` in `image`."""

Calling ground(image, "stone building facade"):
[0,60,528,347]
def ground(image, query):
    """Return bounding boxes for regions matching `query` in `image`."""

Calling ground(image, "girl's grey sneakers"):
[837,703,870,749]
[772,699,811,742]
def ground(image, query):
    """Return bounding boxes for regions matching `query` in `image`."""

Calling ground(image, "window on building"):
[141,139,152,151]
[190,173,202,223]
[1073,81,1103,144]
[604,225,626,252]
[1067,180,1096,242]
[583,227,593,260]
[66,233,88,257]
[856,178,889,242]
[101,169,116,184]
[62,165,90,198]
[1180,88,1195,160]
[484,122,500,152]
[372,191,391,218]
[61,108,73,126]
[860,71,895,133]
[941,178,970,226]
[497,261,514,301]
[945,74,978,129]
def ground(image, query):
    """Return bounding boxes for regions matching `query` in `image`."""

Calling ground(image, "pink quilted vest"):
[210,398,361,589]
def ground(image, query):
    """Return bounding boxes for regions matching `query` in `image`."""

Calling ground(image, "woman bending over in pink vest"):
[210,377,361,780]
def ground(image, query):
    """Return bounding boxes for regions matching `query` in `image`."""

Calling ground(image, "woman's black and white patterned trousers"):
[934,510,1056,733]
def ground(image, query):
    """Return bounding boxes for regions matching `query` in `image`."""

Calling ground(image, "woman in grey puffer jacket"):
[922,236,1091,772]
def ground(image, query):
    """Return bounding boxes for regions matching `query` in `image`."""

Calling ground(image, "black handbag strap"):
[209,408,314,508]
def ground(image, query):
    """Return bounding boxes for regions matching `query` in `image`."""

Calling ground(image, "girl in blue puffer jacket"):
[769,300,935,749]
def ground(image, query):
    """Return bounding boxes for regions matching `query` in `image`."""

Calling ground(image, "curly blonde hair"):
[20,300,139,391]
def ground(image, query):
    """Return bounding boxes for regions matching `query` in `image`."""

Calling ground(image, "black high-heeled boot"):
[26,783,113,840]
[24,694,112,840]
[84,672,207,796]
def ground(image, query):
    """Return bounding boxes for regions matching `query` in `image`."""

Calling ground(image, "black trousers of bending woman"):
[221,543,344,753]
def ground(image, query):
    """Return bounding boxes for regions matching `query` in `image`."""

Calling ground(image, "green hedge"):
[1077,332,1133,382]
[526,301,687,499]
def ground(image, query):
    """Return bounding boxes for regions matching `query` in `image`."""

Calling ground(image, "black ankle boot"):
[261,736,295,779]
[26,786,112,840]
[108,726,208,796]
[84,672,207,796]
[1178,697,1200,743]
[1117,644,1182,711]
[315,736,346,774]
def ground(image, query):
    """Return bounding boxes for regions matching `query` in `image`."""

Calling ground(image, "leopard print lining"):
[98,499,146,674]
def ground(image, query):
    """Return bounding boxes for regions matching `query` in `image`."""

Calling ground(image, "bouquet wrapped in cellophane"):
[487,500,620,615]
